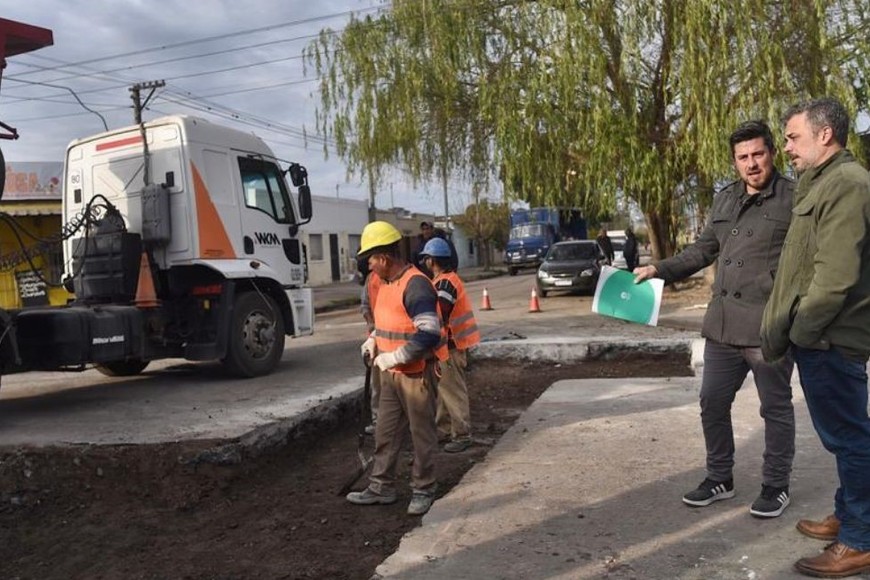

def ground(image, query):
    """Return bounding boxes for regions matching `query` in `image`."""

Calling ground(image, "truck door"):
[236,156,304,286]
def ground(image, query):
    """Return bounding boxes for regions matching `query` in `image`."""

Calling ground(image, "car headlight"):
[581,268,597,276]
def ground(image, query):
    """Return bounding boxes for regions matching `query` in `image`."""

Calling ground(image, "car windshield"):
[547,243,598,261]
[510,224,546,239]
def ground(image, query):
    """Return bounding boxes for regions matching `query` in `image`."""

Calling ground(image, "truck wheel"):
[509,267,518,276]
[223,292,285,378]
[95,359,150,377]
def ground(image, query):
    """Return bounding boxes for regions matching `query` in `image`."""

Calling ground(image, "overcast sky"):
[1,0,469,215]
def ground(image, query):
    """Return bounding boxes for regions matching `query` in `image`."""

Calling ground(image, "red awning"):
[0,18,54,63]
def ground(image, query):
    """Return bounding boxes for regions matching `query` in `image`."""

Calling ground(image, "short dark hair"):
[420,221,432,228]
[729,120,775,157]
[783,97,849,147]
[429,255,453,271]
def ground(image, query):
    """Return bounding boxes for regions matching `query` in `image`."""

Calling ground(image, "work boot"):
[407,491,434,516]
[682,478,735,507]
[797,514,841,541]
[794,542,870,577]
[346,487,397,506]
[749,484,790,518]
[443,437,472,453]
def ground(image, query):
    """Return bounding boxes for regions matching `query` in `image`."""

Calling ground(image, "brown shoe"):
[797,514,841,541]
[795,542,870,577]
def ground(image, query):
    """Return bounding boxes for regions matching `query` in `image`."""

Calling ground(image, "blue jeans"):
[793,345,870,551]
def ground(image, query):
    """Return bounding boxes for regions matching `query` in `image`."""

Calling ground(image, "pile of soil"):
[0,354,691,580]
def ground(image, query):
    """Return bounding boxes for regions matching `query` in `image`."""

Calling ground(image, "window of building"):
[468,239,474,255]
[309,233,324,261]
[348,234,361,258]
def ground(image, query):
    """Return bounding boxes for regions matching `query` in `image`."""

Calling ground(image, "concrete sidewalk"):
[366,297,839,580]
[376,372,837,580]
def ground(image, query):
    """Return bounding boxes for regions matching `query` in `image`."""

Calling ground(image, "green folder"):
[592,266,663,326]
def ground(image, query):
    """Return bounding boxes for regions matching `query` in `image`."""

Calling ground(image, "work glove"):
[373,351,401,371]
[361,335,376,363]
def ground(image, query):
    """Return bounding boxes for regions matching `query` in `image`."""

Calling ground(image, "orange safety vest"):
[374,266,448,374]
[435,271,481,350]
[366,272,381,311]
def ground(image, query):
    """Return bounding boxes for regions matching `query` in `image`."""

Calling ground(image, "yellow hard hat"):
[358,221,402,256]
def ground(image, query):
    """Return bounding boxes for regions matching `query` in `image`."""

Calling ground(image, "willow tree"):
[308,0,870,258]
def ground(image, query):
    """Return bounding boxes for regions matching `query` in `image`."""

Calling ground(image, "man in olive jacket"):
[635,120,795,518]
[761,98,870,578]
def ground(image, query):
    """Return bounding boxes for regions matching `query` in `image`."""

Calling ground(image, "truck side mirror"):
[287,164,308,188]
[298,185,312,220]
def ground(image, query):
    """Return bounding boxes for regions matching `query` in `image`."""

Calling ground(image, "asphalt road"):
[0,269,689,447]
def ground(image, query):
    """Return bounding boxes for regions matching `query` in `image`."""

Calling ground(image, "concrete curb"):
[474,336,705,372]
[189,388,361,466]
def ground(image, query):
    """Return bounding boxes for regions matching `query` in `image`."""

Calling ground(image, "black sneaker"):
[749,484,790,518]
[682,478,735,507]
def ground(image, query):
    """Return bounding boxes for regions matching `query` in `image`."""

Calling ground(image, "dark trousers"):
[794,345,870,550]
[700,340,795,487]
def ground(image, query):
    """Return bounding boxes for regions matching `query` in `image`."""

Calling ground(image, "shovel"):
[337,363,374,496]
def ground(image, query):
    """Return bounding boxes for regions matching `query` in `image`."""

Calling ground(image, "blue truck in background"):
[503,208,587,275]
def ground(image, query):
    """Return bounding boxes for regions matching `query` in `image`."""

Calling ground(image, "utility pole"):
[129,80,165,185]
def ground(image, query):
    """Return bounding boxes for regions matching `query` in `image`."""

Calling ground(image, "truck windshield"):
[238,157,295,224]
[510,224,546,239]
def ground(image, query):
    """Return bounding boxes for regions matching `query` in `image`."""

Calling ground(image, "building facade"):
[302,195,370,286]
[0,161,71,308]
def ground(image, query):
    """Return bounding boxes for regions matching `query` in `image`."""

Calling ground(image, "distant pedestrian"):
[349,221,447,516]
[623,228,639,271]
[413,221,459,272]
[596,227,614,264]
[419,237,480,453]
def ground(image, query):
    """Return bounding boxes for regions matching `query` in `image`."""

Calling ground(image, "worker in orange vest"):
[349,221,448,516]
[419,237,481,453]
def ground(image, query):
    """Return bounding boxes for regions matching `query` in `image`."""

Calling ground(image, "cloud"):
[1,0,470,215]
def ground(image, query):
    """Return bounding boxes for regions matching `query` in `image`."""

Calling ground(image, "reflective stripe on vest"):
[437,271,481,350]
[374,266,447,373]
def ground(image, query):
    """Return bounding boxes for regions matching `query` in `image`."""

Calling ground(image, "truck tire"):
[95,359,150,377]
[223,291,285,378]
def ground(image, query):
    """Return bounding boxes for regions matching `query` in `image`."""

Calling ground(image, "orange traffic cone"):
[528,287,541,313]
[134,252,160,308]
[480,287,493,311]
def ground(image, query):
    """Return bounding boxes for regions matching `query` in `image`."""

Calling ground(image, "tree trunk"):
[643,209,675,261]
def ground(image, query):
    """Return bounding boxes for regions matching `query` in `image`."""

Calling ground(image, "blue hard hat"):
[420,237,451,258]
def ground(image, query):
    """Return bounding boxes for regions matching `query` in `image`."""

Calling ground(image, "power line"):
[4,30,331,88]
[7,5,386,78]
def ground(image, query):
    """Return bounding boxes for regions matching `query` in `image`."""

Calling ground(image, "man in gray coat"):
[634,120,795,517]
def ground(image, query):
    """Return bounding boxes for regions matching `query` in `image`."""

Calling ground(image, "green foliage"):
[308,0,870,257]
[453,200,511,251]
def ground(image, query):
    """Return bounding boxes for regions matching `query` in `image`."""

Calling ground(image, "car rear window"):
[549,244,598,261]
